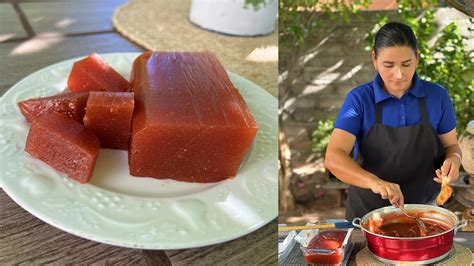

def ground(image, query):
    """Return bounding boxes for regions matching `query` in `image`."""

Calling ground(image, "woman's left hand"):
[434,156,461,183]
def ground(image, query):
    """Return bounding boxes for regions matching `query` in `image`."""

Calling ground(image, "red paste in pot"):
[366,214,451,237]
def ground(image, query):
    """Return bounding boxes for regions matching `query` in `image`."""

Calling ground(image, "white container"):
[459,120,474,176]
[189,0,278,36]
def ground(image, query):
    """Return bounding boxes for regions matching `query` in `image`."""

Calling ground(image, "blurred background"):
[279,0,473,228]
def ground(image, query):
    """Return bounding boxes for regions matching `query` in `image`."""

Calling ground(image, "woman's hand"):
[434,156,461,183]
[437,130,462,183]
[369,178,405,208]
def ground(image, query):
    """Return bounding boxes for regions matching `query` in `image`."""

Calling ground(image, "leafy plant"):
[244,0,268,10]
[311,117,335,158]
[279,0,371,72]
[365,1,474,133]
[428,23,474,133]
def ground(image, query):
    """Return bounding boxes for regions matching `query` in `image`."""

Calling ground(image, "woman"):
[324,22,463,221]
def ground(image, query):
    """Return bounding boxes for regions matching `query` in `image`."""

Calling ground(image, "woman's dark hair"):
[374,22,418,56]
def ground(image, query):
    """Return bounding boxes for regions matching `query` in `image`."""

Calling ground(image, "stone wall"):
[280,8,474,180]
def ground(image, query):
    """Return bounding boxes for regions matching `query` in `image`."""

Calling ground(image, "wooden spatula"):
[278,221,353,232]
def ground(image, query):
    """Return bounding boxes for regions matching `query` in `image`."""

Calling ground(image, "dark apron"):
[345,98,445,221]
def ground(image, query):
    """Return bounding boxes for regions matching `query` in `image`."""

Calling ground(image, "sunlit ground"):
[279,207,346,226]
[246,45,278,63]
[10,32,65,56]
[0,34,16,43]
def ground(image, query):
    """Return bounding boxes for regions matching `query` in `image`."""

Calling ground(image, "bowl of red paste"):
[300,229,352,265]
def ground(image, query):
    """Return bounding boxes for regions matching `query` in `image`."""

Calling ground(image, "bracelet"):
[450,153,462,163]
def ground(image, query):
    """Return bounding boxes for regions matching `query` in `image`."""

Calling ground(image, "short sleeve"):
[334,91,363,137]
[437,89,456,134]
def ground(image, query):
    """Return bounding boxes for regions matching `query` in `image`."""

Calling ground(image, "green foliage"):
[244,0,267,10]
[280,1,370,159]
[280,0,371,49]
[279,0,316,48]
[365,1,474,133]
[311,117,335,157]
[428,23,474,133]
[279,0,372,107]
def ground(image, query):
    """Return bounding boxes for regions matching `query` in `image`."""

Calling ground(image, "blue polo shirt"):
[334,73,456,159]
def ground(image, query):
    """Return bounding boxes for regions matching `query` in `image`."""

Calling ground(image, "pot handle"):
[454,219,468,232]
[352,218,362,229]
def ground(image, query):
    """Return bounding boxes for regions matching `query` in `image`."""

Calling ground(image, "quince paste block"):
[129,52,258,183]
[25,112,100,183]
[18,92,89,123]
[67,53,130,92]
[83,91,134,150]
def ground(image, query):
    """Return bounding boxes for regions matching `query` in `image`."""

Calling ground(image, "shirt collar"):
[373,72,425,103]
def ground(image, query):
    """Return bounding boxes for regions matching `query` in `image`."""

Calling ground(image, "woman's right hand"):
[369,178,405,208]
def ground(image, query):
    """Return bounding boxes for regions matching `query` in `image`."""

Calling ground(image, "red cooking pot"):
[352,204,468,264]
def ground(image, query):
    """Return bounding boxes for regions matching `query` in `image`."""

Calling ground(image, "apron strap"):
[418,98,429,123]
[375,102,383,124]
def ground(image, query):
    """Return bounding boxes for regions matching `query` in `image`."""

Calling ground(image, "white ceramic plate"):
[0,53,277,249]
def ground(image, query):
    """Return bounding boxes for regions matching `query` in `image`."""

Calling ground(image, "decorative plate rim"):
[0,52,278,249]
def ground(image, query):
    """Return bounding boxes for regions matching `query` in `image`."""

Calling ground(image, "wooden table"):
[0,1,277,264]
[281,229,474,265]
